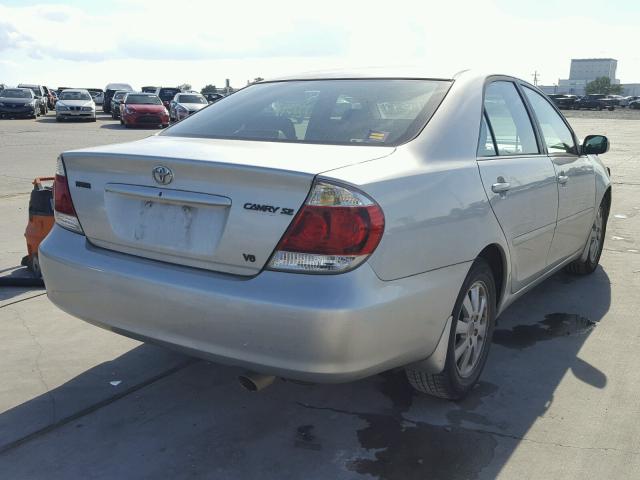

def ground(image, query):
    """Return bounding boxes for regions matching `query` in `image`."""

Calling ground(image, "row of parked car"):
[0,83,58,118]
[0,83,225,125]
[102,83,223,127]
[548,93,640,110]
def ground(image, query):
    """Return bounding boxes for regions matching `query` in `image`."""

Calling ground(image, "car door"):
[521,86,595,265]
[477,80,559,292]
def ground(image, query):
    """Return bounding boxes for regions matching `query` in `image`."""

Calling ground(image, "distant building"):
[569,58,618,84]
[622,84,640,96]
[545,58,621,96]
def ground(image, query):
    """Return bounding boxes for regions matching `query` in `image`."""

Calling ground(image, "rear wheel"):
[565,201,608,275]
[406,258,496,400]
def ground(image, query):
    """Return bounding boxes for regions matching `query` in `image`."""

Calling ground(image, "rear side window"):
[484,81,538,156]
[162,79,452,146]
[478,114,497,156]
[523,87,577,155]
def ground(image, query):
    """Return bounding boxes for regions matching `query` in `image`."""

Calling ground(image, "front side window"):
[484,81,538,155]
[163,79,452,146]
[523,87,577,155]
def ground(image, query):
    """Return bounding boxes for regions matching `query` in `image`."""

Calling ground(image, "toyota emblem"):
[152,165,173,185]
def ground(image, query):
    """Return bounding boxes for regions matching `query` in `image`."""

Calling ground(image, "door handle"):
[491,180,511,194]
[557,173,569,185]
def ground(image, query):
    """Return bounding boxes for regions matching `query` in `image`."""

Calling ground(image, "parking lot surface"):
[1,112,639,479]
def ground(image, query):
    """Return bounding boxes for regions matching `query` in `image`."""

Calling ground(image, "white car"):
[55,89,96,122]
[41,69,611,399]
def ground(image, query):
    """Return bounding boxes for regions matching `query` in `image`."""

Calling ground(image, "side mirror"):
[582,135,609,155]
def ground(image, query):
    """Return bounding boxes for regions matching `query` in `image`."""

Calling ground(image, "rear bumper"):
[40,226,468,382]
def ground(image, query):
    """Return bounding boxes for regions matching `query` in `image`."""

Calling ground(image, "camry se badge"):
[243,203,294,215]
[152,166,173,185]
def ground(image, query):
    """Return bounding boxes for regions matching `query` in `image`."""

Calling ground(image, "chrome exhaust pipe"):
[238,372,276,392]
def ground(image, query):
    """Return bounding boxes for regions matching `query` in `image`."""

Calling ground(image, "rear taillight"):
[54,155,83,234]
[267,181,384,273]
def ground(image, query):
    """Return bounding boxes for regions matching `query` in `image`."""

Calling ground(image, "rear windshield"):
[60,91,92,101]
[159,88,181,100]
[162,79,452,146]
[0,89,33,98]
[177,94,206,104]
[126,94,162,105]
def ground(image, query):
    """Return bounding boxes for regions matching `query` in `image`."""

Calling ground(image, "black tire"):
[162,124,169,128]
[565,200,609,275]
[406,258,496,400]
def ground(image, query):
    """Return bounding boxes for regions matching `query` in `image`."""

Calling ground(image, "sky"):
[0,0,638,91]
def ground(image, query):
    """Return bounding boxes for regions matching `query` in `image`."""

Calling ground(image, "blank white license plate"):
[104,193,228,258]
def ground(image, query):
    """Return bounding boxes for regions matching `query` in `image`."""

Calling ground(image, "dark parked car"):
[0,88,39,119]
[629,99,640,110]
[203,92,224,103]
[17,84,48,115]
[573,94,615,111]
[103,83,133,113]
[548,94,577,109]
[154,87,182,110]
[110,90,129,119]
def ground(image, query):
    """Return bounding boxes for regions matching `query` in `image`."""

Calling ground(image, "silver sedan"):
[55,89,96,121]
[40,70,611,399]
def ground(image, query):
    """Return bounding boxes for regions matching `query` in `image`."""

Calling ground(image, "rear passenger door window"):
[522,87,577,155]
[478,114,497,156]
[483,81,539,156]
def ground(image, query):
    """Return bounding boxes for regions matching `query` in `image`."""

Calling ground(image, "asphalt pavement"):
[0,111,639,479]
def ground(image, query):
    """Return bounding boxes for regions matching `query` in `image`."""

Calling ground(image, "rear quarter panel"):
[322,73,510,282]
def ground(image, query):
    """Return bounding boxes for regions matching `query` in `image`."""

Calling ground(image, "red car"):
[120,93,169,128]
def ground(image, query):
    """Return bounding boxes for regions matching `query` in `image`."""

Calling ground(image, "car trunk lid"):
[63,136,394,275]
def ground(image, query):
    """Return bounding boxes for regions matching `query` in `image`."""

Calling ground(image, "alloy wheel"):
[589,208,603,264]
[454,281,489,378]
